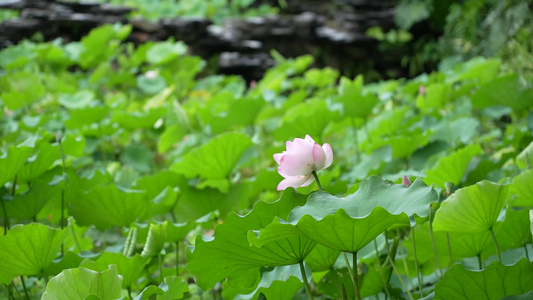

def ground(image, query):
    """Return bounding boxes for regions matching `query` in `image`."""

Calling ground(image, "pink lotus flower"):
[273,135,333,191]
[419,85,426,96]
[402,175,412,187]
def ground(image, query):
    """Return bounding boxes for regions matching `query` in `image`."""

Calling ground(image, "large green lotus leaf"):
[41,265,123,300]
[378,130,430,158]
[164,221,196,243]
[316,267,353,298]
[235,265,305,300]
[171,132,252,184]
[43,251,89,277]
[274,99,337,141]
[515,142,533,169]
[78,24,131,69]
[425,144,482,188]
[209,97,265,135]
[112,108,165,130]
[316,263,391,299]
[472,74,533,111]
[79,252,150,288]
[365,107,410,139]
[416,83,451,112]
[304,243,340,272]
[465,151,515,185]
[451,57,501,85]
[173,184,242,222]
[502,291,533,300]
[0,136,35,186]
[158,125,188,153]
[146,41,187,65]
[17,134,85,182]
[481,208,532,259]
[57,90,95,109]
[403,222,451,265]
[433,259,533,300]
[186,189,313,290]
[433,181,508,233]
[2,179,61,220]
[250,176,438,252]
[0,223,68,284]
[509,170,533,207]
[360,263,393,298]
[343,146,392,181]
[120,144,154,173]
[64,106,109,128]
[69,184,149,230]
[134,276,189,300]
[1,71,45,110]
[135,171,187,216]
[449,231,492,258]
[335,76,378,119]
[429,117,480,147]
[250,208,405,253]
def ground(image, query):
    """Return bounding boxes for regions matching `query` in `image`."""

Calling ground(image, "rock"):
[0,0,419,80]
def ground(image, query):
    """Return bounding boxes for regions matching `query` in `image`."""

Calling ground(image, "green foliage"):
[434,259,533,299]
[42,265,123,300]
[0,223,68,284]
[0,22,532,300]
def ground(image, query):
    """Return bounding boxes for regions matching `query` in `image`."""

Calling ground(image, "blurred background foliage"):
[0,0,532,80]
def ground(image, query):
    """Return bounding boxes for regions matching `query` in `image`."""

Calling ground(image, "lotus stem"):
[428,205,444,279]
[446,232,453,265]
[175,241,180,276]
[373,239,392,299]
[311,171,323,191]
[489,227,502,263]
[298,260,314,300]
[158,253,164,283]
[1,198,9,235]
[353,252,361,300]
[20,276,29,300]
[386,255,414,300]
[411,229,424,297]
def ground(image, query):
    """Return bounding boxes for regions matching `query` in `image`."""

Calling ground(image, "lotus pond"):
[0,24,532,299]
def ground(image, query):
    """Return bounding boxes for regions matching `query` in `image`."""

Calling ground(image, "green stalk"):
[71,224,82,253]
[175,241,180,276]
[524,245,530,260]
[298,261,314,300]
[61,189,65,256]
[398,244,416,293]
[446,232,453,266]
[311,171,323,191]
[57,134,68,256]
[2,176,17,235]
[386,256,414,300]
[428,205,444,279]
[1,197,9,235]
[373,239,392,299]
[384,231,400,283]
[20,276,29,300]
[6,283,12,300]
[352,252,362,300]
[489,227,502,263]
[350,118,359,162]
[343,252,357,298]
[411,229,423,297]
[477,254,483,270]
[158,253,164,283]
